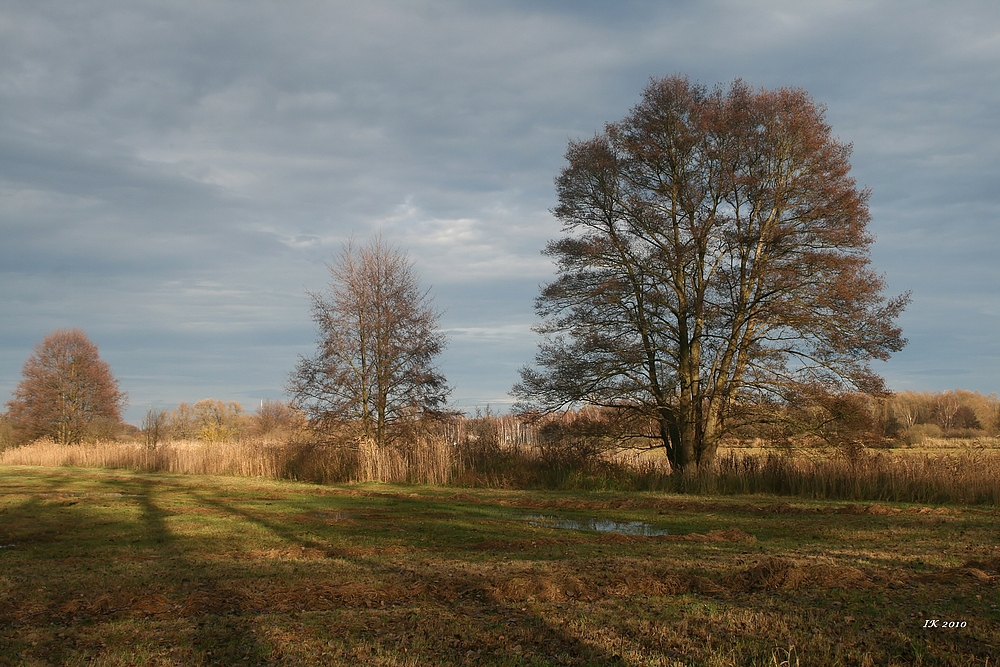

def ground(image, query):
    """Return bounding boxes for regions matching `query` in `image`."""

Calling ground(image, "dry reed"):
[3,429,999,505]
[0,438,287,478]
[696,449,1000,505]
[0,435,458,486]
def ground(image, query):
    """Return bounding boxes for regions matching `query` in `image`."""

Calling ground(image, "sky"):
[1,1,998,424]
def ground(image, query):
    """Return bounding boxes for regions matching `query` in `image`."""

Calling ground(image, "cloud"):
[1,1,998,421]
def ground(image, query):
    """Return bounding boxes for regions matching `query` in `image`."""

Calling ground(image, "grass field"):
[1,466,998,666]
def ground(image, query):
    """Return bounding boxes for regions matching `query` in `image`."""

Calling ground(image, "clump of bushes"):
[899,423,943,445]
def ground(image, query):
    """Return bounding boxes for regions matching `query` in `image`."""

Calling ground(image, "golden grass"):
[0,435,458,485]
[3,433,1000,504]
[0,438,287,478]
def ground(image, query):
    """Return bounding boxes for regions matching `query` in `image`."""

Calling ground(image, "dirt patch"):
[58,592,175,618]
[477,527,753,549]
[724,557,868,591]
[248,581,423,612]
[907,506,961,515]
[58,594,126,617]
[238,540,413,560]
[130,593,173,615]
[759,502,804,514]
[492,573,588,603]
[247,546,330,560]
[915,566,1000,584]
[177,590,235,615]
[840,503,900,515]
[481,561,727,602]
[673,528,756,543]
[325,544,415,558]
[472,537,576,552]
[301,510,358,524]
[595,528,756,545]
[962,558,1000,573]
[762,502,899,515]
[759,502,959,517]
[600,573,723,597]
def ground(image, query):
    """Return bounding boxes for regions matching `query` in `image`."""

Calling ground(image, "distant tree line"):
[140,398,307,447]
[882,390,1000,441]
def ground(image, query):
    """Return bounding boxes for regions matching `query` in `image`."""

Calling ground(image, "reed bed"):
[3,433,999,505]
[0,438,288,479]
[0,436,457,486]
[693,449,1000,505]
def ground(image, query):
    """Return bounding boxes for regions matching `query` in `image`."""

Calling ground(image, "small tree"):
[6,328,127,444]
[514,76,908,472]
[289,236,450,445]
[251,399,307,438]
[193,399,245,441]
[0,414,15,451]
[141,407,168,449]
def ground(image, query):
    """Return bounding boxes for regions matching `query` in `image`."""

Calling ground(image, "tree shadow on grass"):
[18,470,991,664]
[135,478,276,665]
[0,472,274,666]
[186,487,633,665]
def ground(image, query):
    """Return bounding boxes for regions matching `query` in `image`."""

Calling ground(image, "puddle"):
[525,515,669,537]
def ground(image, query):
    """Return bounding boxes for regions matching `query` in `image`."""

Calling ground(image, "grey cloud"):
[1,1,998,421]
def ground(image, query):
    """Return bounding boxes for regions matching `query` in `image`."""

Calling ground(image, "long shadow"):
[187,488,631,665]
[0,469,275,665]
[0,471,122,663]
[132,476,274,665]
[25,468,979,663]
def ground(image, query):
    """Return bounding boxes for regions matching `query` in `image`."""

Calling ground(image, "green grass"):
[1,466,998,665]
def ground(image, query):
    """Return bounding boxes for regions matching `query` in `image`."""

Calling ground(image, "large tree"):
[513,76,908,472]
[288,236,449,445]
[6,328,127,444]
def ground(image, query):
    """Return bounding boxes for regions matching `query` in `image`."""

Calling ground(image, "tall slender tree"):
[514,76,908,471]
[289,236,449,445]
[6,328,127,444]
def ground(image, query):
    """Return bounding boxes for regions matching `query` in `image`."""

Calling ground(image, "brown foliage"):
[251,399,307,438]
[5,328,126,444]
[757,386,886,454]
[515,75,908,473]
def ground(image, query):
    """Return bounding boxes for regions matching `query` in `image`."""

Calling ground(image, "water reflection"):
[525,515,669,537]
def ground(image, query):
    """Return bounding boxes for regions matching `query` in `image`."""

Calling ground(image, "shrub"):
[251,400,307,439]
[0,415,16,451]
[899,423,943,445]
